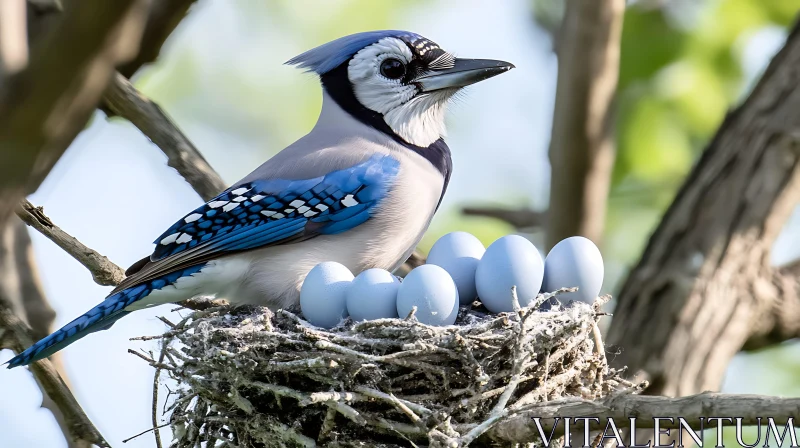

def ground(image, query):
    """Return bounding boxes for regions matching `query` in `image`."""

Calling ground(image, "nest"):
[146,290,632,447]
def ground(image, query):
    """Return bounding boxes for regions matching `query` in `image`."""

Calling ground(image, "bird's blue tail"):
[5,264,206,368]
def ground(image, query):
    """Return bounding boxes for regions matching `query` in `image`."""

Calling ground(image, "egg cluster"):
[299,233,604,328]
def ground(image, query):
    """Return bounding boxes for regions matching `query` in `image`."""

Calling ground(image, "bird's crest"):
[286,30,423,75]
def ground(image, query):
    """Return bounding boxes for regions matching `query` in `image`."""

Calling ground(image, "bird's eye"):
[380,58,406,79]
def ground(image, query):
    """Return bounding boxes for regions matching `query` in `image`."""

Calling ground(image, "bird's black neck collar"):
[319,62,452,187]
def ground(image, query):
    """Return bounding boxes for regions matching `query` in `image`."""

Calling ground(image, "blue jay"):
[7,30,513,368]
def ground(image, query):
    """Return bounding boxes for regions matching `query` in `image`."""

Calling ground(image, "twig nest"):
[158,290,628,447]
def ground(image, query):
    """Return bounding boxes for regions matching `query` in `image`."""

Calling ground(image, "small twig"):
[315,339,443,373]
[150,335,171,448]
[354,386,432,417]
[157,315,176,328]
[592,322,607,364]
[126,348,174,372]
[245,380,308,403]
[326,401,367,426]
[127,348,155,363]
[387,392,422,423]
[510,285,521,312]
[318,407,337,440]
[542,352,551,402]
[122,422,171,444]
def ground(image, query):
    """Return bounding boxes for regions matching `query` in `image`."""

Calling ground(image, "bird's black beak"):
[414,58,514,93]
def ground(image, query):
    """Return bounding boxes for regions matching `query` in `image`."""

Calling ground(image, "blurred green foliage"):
[616,0,798,187]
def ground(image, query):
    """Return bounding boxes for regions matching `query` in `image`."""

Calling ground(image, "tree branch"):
[462,206,547,229]
[15,199,125,286]
[545,0,625,249]
[0,1,217,446]
[15,199,228,318]
[486,392,800,444]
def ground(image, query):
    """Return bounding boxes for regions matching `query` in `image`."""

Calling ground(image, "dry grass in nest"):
[136,289,632,447]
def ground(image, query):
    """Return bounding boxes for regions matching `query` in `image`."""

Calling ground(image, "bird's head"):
[287,31,514,148]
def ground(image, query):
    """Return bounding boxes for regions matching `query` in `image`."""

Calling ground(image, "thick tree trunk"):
[607,18,800,397]
[545,0,625,250]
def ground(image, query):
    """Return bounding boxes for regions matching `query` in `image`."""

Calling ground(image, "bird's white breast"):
[237,146,444,309]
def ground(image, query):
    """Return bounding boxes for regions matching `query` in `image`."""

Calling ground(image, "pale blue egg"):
[427,231,485,304]
[542,236,604,304]
[396,265,459,326]
[475,235,544,313]
[346,268,400,321]
[300,262,354,328]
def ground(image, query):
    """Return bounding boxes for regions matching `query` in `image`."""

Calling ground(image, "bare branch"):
[462,206,547,229]
[486,392,800,443]
[103,73,225,202]
[16,199,125,286]
[16,199,224,317]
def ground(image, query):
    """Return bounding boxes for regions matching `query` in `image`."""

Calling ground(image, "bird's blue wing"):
[5,153,401,369]
[152,154,400,261]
